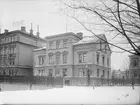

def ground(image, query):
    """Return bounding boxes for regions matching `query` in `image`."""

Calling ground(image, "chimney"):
[21,26,26,32]
[30,23,33,35]
[77,32,83,39]
[36,25,40,37]
[4,29,9,34]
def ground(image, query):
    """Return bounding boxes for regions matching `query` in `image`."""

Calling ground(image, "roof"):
[45,32,82,40]
[34,46,46,51]
[74,34,103,45]
[0,30,46,42]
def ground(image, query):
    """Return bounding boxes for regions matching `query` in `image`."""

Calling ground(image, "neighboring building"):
[0,26,46,76]
[73,35,111,78]
[33,32,112,79]
[112,69,126,80]
[129,54,140,78]
[33,46,46,76]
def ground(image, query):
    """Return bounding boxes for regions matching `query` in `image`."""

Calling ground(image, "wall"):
[18,43,35,66]
[19,34,36,46]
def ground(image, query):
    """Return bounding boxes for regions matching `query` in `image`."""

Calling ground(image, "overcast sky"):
[0,0,129,70]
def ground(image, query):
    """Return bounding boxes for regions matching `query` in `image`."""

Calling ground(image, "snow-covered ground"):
[0,86,140,104]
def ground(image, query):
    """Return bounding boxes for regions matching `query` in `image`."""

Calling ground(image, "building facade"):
[112,69,126,80]
[33,32,111,79]
[0,26,46,76]
[73,35,111,79]
[129,54,140,78]
[33,32,82,77]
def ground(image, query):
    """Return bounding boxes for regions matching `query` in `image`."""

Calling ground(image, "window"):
[38,69,44,76]
[49,41,53,49]
[83,68,87,76]
[63,53,68,64]
[39,56,44,65]
[9,57,15,65]
[107,57,109,67]
[56,54,60,64]
[48,69,53,77]
[9,37,11,42]
[78,68,82,77]
[10,58,15,65]
[11,36,15,42]
[97,53,99,64]
[55,68,60,76]
[78,68,87,77]
[131,58,138,67]
[63,39,68,48]
[97,69,99,77]
[103,70,105,77]
[134,73,137,77]
[79,53,82,63]
[9,70,14,76]
[78,52,87,63]
[3,57,7,65]
[56,40,60,49]
[49,55,53,64]
[63,68,67,77]
[102,55,105,66]
[108,71,109,78]
[4,47,7,54]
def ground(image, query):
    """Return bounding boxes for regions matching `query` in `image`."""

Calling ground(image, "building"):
[33,32,111,79]
[129,54,140,78]
[33,32,83,76]
[73,35,111,78]
[112,69,126,80]
[0,26,46,76]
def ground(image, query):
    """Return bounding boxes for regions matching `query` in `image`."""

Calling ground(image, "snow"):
[0,86,140,104]
[34,46,46,51]
[74,35,103,45]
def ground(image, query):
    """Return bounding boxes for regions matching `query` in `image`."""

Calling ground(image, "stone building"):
[112,69,126,80]
[33,32,83,77]
[129,54,140,78]
[0,26,46,76]
[33,32,111,79]
[73,35,111,79]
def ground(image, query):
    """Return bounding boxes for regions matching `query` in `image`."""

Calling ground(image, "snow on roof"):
[34,46,46,51]
[74,34,103,45]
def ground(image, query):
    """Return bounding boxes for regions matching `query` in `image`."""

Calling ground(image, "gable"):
[96,34,111,52]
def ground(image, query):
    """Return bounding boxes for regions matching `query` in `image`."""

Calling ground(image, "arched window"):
[62,51,68,64]
[131,58,138,67]
[55,51,61,64]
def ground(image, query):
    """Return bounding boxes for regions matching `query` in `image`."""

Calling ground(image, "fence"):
[0,75,140,87]
[63,77,140,86]
[0,75,63,87]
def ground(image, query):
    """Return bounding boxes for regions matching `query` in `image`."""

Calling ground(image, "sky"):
[0,0,130,70]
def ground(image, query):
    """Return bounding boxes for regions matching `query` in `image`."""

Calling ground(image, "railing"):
[0,75,140,88]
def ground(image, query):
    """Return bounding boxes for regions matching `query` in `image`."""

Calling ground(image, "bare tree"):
[60,0,140,55]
